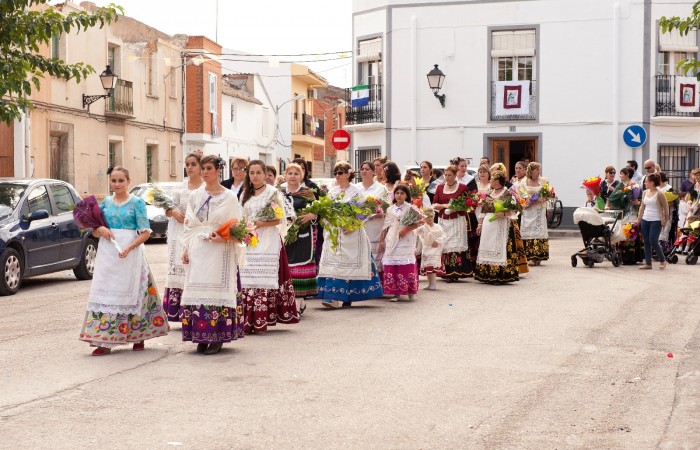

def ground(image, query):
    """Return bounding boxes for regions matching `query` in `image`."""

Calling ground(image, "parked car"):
[0,178,97,295]
[129,182,182,239]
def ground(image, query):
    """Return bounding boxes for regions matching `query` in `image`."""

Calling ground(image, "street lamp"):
[276,93,307,113]
[82,65,118,110]
[426,64,446,107]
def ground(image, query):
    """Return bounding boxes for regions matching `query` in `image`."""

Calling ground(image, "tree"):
[660,2,700,77]
[0,0,123,124]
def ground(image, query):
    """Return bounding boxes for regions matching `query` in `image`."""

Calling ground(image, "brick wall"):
[184,36,222,135]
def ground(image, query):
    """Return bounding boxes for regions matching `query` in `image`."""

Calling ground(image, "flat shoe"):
[660,262,667,269]
[132,341,145,351]
[204,343,223,355]
[639,265,652,270]
[196,343,208,353]
[92,347,111,356]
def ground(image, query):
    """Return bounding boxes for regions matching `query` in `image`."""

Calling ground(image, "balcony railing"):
[490,80,538,121]
[655,75,700,117]
[105,79,134,117]
[345,84,383,125]
[303,113,324,138]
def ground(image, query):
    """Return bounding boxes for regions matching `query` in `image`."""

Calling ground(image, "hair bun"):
[106,166,114,175]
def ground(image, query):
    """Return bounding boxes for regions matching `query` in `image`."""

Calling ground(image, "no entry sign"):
[332,129,350,150]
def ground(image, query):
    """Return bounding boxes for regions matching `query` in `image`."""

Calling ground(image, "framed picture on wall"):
[680,83,696,107]
[503,85,522,109]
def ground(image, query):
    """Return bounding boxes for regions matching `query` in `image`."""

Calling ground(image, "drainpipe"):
[410,14,417,166]
[613,2,620,168]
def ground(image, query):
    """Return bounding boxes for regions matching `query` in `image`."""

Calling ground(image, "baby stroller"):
[571,208,622,268]
[666,220,700,265]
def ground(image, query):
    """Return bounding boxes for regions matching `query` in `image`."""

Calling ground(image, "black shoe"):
[342,302,352,308]
[299,304,307,315]
[196,343,208,353]
[204,343,223,355]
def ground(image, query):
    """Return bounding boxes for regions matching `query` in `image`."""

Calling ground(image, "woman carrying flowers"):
[432,165,472,281]
[519,162,551,265]
[79,166,169,355]
[179,156,245,355]
[607,167,643,264]
[162,152,203,323]
[317,161,383,308]
[239,160,299,333]
[474,171,521,284]
[358,161,391,280]
[378,185,423,301]
[283,163,319,305]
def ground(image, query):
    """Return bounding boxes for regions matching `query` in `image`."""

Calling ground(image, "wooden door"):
[491,140,510,170]
[524,139,537,163]
[0,121,14,177]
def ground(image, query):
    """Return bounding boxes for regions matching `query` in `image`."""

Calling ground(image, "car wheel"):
[74,238,97,280]
[0,247,23,296]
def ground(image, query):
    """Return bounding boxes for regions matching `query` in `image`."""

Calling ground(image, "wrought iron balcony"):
[345,84,383,125]
[490,80,538,121]
[655,75,700,117]
[105,79,134,118]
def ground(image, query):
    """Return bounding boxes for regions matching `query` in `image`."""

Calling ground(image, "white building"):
[348,0,700,218]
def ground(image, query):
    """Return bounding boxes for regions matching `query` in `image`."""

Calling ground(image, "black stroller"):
[571,208,622,268]
[666,222,700,265]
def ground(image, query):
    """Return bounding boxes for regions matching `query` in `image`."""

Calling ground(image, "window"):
[50,184,75,215]
[230,103,236,123]
[262,107,270,137]
[51,35,60,59]
[148,51,159,97]
[146,145,158,182]
[491,30,536,81]
[108,141,122,168]
[25,186,51,215]
[208,72,217,113]
[107,44,120,76]
[170,145,177,177]
[357,37,382,86]
[658,145,699,191]
[169,67,177,98]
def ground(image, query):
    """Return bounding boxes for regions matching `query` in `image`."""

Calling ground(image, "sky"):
[90,0,354,87]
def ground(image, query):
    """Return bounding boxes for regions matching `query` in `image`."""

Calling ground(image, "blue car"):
[0,178,97,295]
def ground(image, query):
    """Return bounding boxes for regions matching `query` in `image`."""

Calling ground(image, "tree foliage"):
[0,0,123,124]
[659,1,700,78]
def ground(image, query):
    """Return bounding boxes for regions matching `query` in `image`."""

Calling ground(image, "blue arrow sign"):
[623,125,647,148]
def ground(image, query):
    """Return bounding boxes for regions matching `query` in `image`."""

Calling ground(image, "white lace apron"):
[477,213,509,266]
[239,186,282,289]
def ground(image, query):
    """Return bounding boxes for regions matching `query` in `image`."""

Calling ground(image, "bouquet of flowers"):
[445,192,479,215]
[72,195,122,252]
[664,191,679,203]
[582,176,602,197]
[622,221,639,240]
[400,205,426,227]
[363,195,391,216]
[538,183,555,201]
[255,198,285,222]
[214,218,258,247]
[488,189,523,222]
[146,184,176,210]
[607,183,639,213]
[284,194,372,251]
[409,177,428,207]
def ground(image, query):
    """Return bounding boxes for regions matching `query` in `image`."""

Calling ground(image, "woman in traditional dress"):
[474,171,521,284]
[80,166,169,356]
[162,152,203,323]
[432,165,472,281]
[510,161,527,190]
[358,161,391,280]
[519,162,550,265]
[453,157,477,190]
[420,160,438,204]
[239,160,299,333]
[383,161,402,194]
[317,161,384,308]
[283,163,319,308]
[379,185,421,301]
[373,156,388,185]
[180,155,244,355]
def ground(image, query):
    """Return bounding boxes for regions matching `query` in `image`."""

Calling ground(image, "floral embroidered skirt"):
[181,303,244,344]
[512,222,529,274]
[523,238,549,261]
[383,263,418,295]
[467,230,480,269]
[317,262,383,302]
[438,251,472,279]
[474,226,520,284]
[419,264,444,276]
[240,249,300,333]
[79,270,169,348]
[163,287,183,322]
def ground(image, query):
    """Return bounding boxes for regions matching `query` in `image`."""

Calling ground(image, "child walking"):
[379,185,422,301]
[416,209,446,290]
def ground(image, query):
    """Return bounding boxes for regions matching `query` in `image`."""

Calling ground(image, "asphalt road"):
[0,237,698,450]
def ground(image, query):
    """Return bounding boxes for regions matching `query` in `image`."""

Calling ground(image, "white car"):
[129,182,182,239]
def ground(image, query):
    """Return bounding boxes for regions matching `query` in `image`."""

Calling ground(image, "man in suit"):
[222,157,248,198]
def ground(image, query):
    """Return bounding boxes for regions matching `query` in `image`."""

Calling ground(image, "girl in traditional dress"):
[317,161,384,308]
[453,157,477,189]
[416,209,446,290]
[162,152,203,323]
[519,162,550,265]
[283,163,319,308]
[474,171,520,284]
[378,185,421,301]
[80,166,169,356]
[358,161,391,279]
[239,160,299,333]
[180,155,245,354]
[432,165,472,281]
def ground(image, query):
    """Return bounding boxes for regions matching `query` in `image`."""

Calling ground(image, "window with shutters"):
[208,73,217,113]
[148,50,159,97]
[490,28,538,121]
[655,28,699,116]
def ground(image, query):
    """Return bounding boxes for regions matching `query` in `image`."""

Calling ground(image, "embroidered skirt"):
[163,287,183,322]
[79,269,169,347]
[438,251,472,279]
[512,221,529,274]
[523,238,549,261]
[241,248,299,333]
[317,262,383,302]
[382,263,418,295]
[286,226,318,297]
[474,225,519,284]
